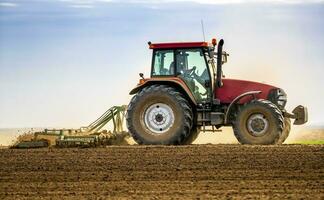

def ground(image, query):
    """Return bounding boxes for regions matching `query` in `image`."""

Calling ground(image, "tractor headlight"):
[268,88,287,109]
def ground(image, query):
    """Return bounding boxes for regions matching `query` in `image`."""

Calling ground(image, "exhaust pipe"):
[216,39,224,88]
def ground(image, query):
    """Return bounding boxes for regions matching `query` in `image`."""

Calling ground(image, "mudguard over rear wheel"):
[126,85,193,145]
[233,99,284,145]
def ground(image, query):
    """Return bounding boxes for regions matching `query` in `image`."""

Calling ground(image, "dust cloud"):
[194,126,324,144]
[286,127,324,143]
[194,127,238,144]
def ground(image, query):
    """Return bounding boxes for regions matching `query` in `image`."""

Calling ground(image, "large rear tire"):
[277,117,291,144]
[126,85,193,145]
[183,126,201,145]
[233,99,284,145]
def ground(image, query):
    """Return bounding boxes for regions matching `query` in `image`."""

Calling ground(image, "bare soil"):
[0,145,323,199]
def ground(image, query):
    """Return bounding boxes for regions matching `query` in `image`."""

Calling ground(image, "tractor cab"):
[148,39,226,104]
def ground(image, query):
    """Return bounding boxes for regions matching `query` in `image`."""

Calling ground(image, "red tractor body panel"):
[216,79,277,104]
[149,42,211,49]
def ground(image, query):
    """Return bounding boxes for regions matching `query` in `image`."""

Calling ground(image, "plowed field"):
[0,145,323,199]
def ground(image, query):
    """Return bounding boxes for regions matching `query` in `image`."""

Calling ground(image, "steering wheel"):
[181,66,209,97]
[182,66,197,77]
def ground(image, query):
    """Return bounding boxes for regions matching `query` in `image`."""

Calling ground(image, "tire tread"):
[233,99,284,145]
[126,84,193,145]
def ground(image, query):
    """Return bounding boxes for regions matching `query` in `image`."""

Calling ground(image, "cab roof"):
[149,41,212,49]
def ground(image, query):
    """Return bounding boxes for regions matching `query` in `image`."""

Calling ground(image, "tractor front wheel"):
[277,117,291,144]
[233,99,284,145]
[126,85,193,145]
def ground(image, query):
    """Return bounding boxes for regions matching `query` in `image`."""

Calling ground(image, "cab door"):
[175,48,211,103]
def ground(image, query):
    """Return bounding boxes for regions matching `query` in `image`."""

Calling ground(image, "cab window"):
[176,48,210,101]
[152,50,174,76]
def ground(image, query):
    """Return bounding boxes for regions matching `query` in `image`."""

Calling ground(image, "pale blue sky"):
[0,0,323,128]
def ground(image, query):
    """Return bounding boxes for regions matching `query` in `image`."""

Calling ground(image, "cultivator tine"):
[13,105,129,148]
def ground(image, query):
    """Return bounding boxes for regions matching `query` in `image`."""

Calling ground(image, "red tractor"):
[126,38,308,145]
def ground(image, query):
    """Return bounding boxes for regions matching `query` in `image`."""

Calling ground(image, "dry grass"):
[286,128,324,143]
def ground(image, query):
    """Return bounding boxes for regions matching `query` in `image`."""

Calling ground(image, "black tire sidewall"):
[235,101,283,145]
[183,126,200,145]
[127,86,191,144]
[277,117,291,144]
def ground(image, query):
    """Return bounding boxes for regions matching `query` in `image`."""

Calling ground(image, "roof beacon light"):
[212,38,217,46]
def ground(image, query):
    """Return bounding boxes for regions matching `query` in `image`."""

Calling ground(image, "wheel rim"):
[247,114,269,137]
[144,103,175,134]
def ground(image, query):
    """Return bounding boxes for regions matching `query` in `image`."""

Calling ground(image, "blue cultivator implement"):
[13,105,129,148]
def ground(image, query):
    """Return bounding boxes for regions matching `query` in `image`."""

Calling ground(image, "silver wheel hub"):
[247,114,269,136]
[144,103,175,134]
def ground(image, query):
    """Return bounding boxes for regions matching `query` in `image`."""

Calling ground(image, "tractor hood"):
[215,79,279,104]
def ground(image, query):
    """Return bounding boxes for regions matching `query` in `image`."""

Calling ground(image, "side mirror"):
[139,73,145,79]
[222,51,229,64]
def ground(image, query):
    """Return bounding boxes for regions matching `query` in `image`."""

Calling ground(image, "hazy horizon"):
[1,0,324,128]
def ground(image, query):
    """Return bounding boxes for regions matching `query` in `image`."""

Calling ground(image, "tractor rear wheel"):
[277,117,291,144]
[233,99,284,145]
[126,85,193,145]
[183,126,201,145]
